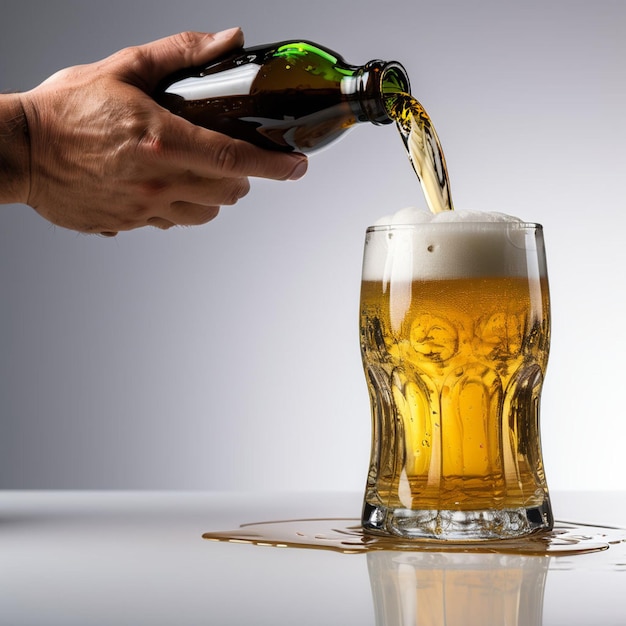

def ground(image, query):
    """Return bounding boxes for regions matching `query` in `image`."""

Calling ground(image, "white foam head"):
[362,207,544,282]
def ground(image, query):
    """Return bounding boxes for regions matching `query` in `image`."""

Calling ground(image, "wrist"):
[0,93,31,205]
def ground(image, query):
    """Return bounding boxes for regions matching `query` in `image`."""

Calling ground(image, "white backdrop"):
[1,0,625,492]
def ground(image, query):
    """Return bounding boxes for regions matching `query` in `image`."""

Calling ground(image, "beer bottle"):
[156,40,410,153]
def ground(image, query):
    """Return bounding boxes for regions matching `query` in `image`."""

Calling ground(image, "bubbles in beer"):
[385,93,454,215]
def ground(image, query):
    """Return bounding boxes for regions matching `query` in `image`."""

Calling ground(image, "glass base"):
[362,499,554,542]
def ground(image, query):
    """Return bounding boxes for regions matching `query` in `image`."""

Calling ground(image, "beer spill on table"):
[203,90,625,556]
[204,519,626,556]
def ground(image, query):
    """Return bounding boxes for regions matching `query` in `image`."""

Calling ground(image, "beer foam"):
[363,208,544,281]
[373,207,522,226]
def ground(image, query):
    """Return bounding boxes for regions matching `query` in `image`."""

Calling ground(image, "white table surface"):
[2,490,625,626]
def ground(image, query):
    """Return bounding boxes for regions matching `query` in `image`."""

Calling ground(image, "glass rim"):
[366,221,542,233]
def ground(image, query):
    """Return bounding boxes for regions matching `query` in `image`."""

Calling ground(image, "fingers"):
[134,202,221,231]
[151,202,221,228]
[113,30,309,182]
[156,119,309,182]
[198,135,309,181]
[117,29,245,90]
[141,169,251,206]
[98,202,220,235]
[120,171,248,232]
[200,136,308,181]
[99,202,220,236]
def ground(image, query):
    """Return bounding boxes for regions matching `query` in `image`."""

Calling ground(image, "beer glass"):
[359,220,553,540]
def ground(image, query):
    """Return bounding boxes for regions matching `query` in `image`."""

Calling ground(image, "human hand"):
[15,28,308,235]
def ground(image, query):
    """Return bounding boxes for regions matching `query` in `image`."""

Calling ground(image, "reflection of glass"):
[367,551,550,626]
[360,222,553,540]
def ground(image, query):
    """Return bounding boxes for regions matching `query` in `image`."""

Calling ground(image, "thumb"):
[116,28,244,90]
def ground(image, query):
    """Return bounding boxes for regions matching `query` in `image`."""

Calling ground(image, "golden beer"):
[360,220,553,540]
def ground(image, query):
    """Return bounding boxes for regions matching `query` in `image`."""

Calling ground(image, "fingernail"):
[147,217,176,230]
[288,157,308,180]
[215,27,242,40]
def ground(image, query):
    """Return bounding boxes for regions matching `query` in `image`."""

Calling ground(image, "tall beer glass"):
[359,220,553,540]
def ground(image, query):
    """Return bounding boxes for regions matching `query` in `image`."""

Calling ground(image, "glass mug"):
[359,220,553,540]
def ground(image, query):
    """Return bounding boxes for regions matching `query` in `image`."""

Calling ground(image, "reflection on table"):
[1,491,625,625]
[368,551,549,626]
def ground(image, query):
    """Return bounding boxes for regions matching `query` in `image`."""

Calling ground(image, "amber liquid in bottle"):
[156,40,410,153]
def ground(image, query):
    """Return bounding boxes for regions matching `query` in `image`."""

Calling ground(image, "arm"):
[0,93,30,205]
[1,28,307,236]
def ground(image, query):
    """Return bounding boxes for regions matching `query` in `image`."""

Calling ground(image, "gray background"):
[1,0,625,492]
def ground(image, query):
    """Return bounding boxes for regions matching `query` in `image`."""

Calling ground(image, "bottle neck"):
[345,60,411,125]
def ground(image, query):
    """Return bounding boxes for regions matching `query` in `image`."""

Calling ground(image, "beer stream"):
[202,92,625,556]
[385,92,454,214]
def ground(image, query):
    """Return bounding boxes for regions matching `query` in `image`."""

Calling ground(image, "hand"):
[14,28,308,235]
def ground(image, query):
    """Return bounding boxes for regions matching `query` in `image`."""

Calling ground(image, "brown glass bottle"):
[155,40,410,153]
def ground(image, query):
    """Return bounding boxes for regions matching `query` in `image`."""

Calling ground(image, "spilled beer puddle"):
[203,519,626,557]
